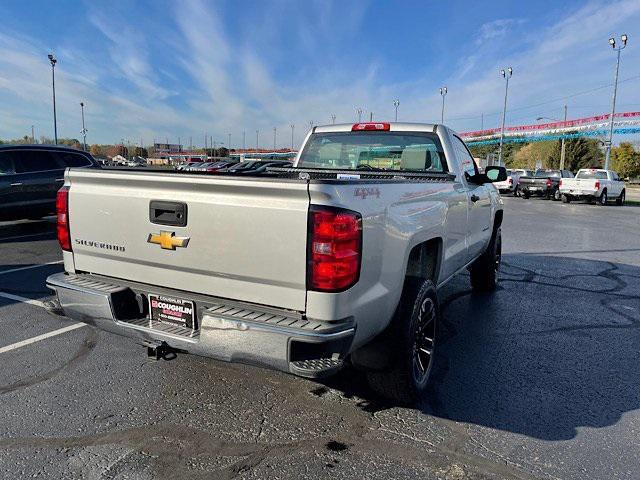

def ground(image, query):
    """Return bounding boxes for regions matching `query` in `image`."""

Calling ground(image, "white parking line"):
[0,291,46,307]
[0,231,56,242]
[0,323,85,354]
[0,260,63,276]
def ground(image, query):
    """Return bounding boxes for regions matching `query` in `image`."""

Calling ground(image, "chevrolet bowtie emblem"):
[147,231,190,250]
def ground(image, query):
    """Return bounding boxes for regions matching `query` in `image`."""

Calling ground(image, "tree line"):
[469,138,640,178]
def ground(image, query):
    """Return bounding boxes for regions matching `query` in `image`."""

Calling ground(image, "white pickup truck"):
[46,122,506,404]
[559,169,626,205]
[493,168,534,196]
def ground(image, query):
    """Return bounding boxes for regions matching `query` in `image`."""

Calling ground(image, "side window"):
[54,152,92,168]
[451,135,477,177]
[611,172,619,181]
[13,150,61,173]
[0,152,16,175]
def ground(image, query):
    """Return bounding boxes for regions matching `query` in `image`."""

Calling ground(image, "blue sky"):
[1,0,640,147]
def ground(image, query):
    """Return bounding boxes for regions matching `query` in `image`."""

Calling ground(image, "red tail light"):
[546,179,552,187]
[308,206,362,292]
[352,123,390,131]
[595,180,600,190]
[508,177,513,185]
[559,179,563,187]
[56,186,71,251]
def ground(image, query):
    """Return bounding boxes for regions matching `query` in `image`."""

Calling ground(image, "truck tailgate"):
[66,169,310,311]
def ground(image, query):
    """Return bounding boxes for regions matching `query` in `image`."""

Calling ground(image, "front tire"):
[470,228,501,292]
[521,191,530,199]
[366,278,439,405]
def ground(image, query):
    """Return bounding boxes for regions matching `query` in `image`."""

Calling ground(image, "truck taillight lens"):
[508,177,513,185]
[595,181,600,190]
[56,186,71,251]
[308,206,362,292]
[559,179,562,187]
[352,123,390,131]
[546,179,552,187]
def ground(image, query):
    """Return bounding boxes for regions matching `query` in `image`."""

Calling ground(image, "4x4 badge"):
[147,231,190,250]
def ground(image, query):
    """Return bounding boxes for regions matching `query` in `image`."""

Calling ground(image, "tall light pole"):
[290,124,295,150]
[605,34,628,169]
[31,125,35,144]
[80,102,87,151]
[331,114,336,124]
[439,87,447,124]
[308,120,313,131]
[393,99,399,122]
[537,106,568,170]
[369,112,373,121]
[228,133,231,151]
[47,54,58,145]
[497,67,513,165]
[256,130,259,150]
[356,108,363,122]
[242,130,246,151]
[273,127,277,150]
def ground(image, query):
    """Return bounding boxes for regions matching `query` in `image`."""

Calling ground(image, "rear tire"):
[521,191,530,199]
[553,188,561,201]
[616,190,625,206]
[366,278,439,405]
[561,194,570,203]
[513,185,520,197]
[470,228,502,292]
[598,190,608,206]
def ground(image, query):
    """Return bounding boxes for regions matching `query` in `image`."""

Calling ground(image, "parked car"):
[518,169,574,200]
[46,122,506,404]
[493,169,534,196]
[559,169,625,205]
[0,144,98,221]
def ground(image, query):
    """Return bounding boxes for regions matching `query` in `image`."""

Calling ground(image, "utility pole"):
[80,102,87,151]
[393,99,400,122]
[481,113,484,131]
[256,130,259,150]
[189,136,192,151]
[497,67,513,165]
[331,114,336,124]
[369,112,373,121]
[47,54,58,145]
[31,125,35,143]
[242,130,246,151]
[290,124,295,150]
[228,133,231,151]
[273,127,277,150]
[439,87,447,124]
[605,34,628,169]
[204,134,207,151]
[356,108,363,122]
[559,105,568,170]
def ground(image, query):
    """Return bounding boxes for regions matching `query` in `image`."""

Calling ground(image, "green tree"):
[511,141,556,169]
[611,142,640,178]
[89,144,102,157]
[549,137,603,171]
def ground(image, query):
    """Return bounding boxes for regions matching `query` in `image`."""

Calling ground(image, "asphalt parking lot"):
[0,197,639,480]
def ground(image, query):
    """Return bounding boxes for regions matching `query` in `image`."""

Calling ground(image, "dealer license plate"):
[148,294,195,328]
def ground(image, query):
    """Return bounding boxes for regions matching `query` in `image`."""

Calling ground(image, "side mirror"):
[485,166,507,182]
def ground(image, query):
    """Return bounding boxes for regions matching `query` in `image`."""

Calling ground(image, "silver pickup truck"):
[46,122,505,403]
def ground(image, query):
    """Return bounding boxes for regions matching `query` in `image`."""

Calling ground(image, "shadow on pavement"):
[0,219,56,244]
[324,254,640,441]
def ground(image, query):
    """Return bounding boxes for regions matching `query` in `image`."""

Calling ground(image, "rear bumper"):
[46,272,355,378]
[520,185,552,196]
[559,189,598,198]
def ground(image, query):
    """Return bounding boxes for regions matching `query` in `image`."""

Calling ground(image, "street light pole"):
[80,102,87,151]
[256,130,259,150]
[605,34,628,170]
[560,105,567,170]
[498,67,513,165]
[47,54,58,145]
[331,114,336,124]
[290,124,295,150]
[242,131,246,151]
[439,87,447,124]
[228,133,231,151]
[393,99,399,122]
[273,127,277,150]
[356,108,363,122]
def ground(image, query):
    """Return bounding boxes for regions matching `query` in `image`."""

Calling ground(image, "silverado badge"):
[147,231,190,250]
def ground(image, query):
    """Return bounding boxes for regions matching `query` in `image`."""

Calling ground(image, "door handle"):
[470,194,480,203]
[10,182,23,187]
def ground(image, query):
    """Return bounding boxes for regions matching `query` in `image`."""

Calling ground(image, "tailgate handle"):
[149,201,187,227]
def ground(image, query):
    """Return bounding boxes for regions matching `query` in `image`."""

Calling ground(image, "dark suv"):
[0,144,98,221]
